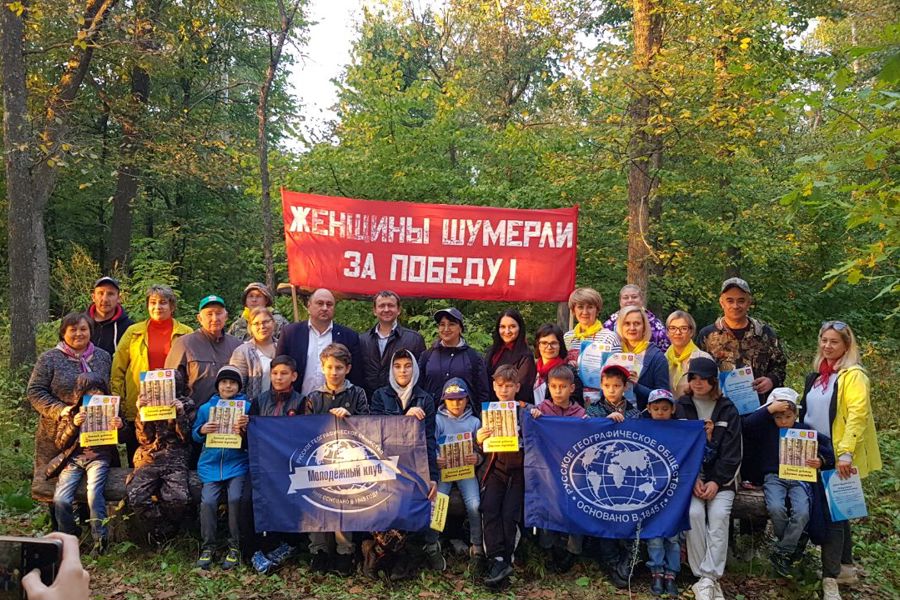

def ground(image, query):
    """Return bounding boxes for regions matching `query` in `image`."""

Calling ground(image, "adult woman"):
[227,282,290,342]
[532,324,584,406]
[111,285,193,465]
[418,307,490,413]
[799,321,881,600]
[616,305,670,410]
[484,309,536,404]
[664,310,711,396]
[230,306,278,401]
[563,287,619,405]
[28,313,113,503]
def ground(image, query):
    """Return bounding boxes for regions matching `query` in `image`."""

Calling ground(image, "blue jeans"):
[53,456,110,542]
[646,535,681,575]
[200,476,247,551]
[763,473,810,555]
[438,477,482,546]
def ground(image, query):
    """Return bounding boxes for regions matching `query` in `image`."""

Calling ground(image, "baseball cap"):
[601,362,631,380]
[720,277,751,295]
[686,357,719,380]
[198,295,226,311]
[441,377,470,400]
[434,307,464,330]
[648,389,675,405]
[93,276,120,290]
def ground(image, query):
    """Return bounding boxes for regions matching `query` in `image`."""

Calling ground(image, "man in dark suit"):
[276,288,365,397]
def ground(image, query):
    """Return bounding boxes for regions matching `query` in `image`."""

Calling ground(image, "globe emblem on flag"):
[568,440,672,512]
[304,438,380,495]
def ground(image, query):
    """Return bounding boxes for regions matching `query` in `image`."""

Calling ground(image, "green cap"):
[198,295,226,311]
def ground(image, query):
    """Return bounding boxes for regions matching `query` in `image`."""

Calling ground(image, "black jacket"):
[250,389,305,417]
[276,321,365,393]
[419,341,490,416]
[303,382,369,416]
[359,324,426,398]
[742,409,835,477]
[485,345,537,405]
[370,385,438,481]
[675,394,742,488]
[88,305,134,356]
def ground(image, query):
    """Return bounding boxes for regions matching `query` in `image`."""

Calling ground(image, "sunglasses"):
[821,320,848,332]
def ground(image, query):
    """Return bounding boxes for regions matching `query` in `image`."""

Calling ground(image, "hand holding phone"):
[14,533,89,600]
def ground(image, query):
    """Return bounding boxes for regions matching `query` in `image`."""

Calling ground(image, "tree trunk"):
[626,0,663,293]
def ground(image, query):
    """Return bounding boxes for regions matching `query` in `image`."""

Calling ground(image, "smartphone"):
[0,536,62,600]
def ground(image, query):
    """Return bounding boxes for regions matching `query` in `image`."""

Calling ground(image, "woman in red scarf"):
[531,323,584,406]
[484,308,536,404]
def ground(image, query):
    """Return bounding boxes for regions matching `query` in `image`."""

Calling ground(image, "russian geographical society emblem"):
[287,430,400,513]
[562,430,680,522]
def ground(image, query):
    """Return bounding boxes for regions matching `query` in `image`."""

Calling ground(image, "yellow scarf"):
[572,320,603,340]
[622,340,650,355]
[665,340,698,392]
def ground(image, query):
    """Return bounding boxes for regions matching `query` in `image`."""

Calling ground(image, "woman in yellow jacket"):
[800,321,881,600]
[111,285,193,465]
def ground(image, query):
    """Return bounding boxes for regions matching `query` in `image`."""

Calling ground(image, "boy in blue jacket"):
[192,365,251,570]
[743,387,834,577]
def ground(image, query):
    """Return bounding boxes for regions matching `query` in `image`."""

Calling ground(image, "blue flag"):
[524,415,705,539]
[248,415,433,533]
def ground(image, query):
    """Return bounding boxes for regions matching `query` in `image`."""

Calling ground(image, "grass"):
[2,344,898,599]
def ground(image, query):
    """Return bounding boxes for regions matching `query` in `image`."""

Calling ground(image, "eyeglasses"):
[667,326,691,334]
[538,341,560,348]
[821,320,848,331]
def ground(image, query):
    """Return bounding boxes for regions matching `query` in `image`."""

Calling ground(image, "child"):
[478,364,531,587]
[585,362,641,587]
[302,343,369,574]
[435,377,483,571]
[586,362,641,421]
[192,365,251,570]
[529,365,585,572]
[644,388,682,597]
[127,370,195,545]
[48,373,123,554]
[675,357,742,600]
[743,387,834,577]
[248,355,304,575]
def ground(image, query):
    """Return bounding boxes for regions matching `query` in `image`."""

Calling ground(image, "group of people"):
[26,276,881,599]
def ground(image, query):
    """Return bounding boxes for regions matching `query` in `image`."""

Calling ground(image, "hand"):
[172,399,184,413]
[464,453,478,465]
[235,415,249,430]
[530,408,542,419]
[767,400,791,415]
[701,481,720,500]
[200,422,219,434]
[607,412,625,423]
[59,405,75,418]
[436,456,447,469]
[21,532,90,600]
[406,407,425,420]
[73,412,86,426]
[692,479,706,498]
[113,417,123,430]
[476,427,492,445]
[427,480,437,501]
[136,393,149,409]
[628,370,639,384]
[752,376,774,394]
[704,420,714,442]
[329,407,351,418]
[837,458,853,479]
[806,457,822,469]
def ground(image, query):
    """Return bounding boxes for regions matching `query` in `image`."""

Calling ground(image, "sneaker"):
[332,552,354,575]
[771,551,792,578]
[691,577,715,600]
[468,545,487,576]
[712,580,725,600]
[423,541,446,572]
[310,551,330,573]
[221,547,240,570]
[251,550,272,574]
[267,542,296,569]
[551,546,576,573]
[663,574,679,597]
[389,558,417,581]
[836,564,858,585]
[608,563,630,589]
[823,577,842,600]
[650,572,664,595]
[195,549,214,570]
[484,557,513,586]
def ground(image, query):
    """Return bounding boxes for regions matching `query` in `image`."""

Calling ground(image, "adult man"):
[603,284,669,351]
[697,277,786,403]
[227,282,291,342]
[358,291,426,398]
[87,276,133,355]
[276,288,365,397]
[165,295,242,405]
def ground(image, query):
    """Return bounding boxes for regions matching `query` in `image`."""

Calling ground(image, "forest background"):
[0,0,897,598]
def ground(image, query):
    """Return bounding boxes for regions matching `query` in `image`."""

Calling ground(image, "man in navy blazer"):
[275,288,365,396]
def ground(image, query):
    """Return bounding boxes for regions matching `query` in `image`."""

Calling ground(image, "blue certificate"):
[719,366,758,415]
[822,468,868,521]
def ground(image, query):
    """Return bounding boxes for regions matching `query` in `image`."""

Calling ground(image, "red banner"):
[281,191,578,302]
